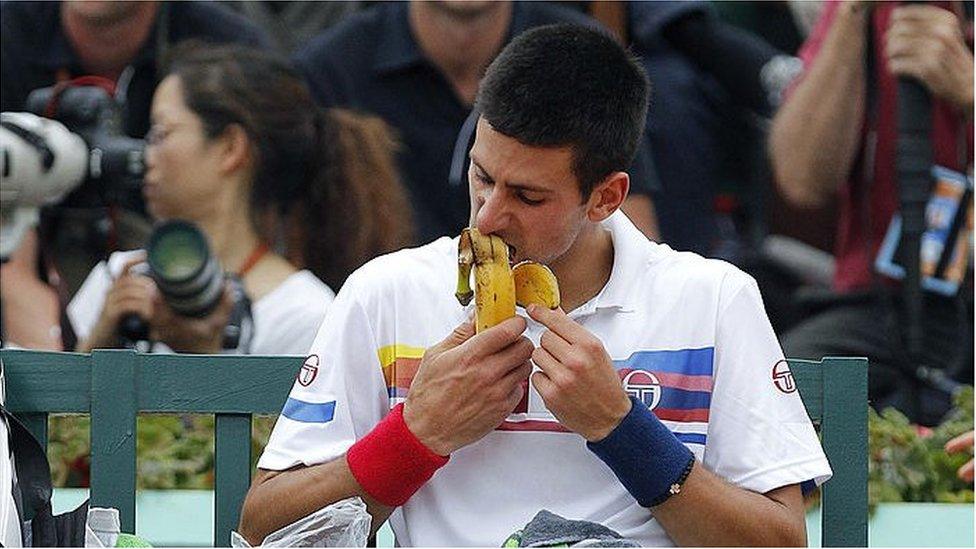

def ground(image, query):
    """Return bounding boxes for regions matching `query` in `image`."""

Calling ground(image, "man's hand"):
[886,4,974,111]
[150,286,234,353]
[403,316,534,455]
[526,305,631,442]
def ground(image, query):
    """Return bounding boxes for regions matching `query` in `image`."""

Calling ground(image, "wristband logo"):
[298,354,320,387]
[622,370,662,410]
[772,360,796,394]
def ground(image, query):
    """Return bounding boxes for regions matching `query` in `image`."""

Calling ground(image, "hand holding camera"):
[80,220,254,353]
[82,253,155,351]
[149,284,235,353]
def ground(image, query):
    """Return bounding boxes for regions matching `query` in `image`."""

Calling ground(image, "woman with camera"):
[68,43,414,354]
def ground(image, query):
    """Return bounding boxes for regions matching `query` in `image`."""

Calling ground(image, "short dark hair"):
[475,23,650,199]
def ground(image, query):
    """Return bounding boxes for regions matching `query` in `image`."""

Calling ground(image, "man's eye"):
[517,192,543,206]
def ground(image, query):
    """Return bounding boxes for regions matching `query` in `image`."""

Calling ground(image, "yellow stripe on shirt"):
[377,343,426,368]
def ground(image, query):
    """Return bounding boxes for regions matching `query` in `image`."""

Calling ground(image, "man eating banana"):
[240,24,831,546]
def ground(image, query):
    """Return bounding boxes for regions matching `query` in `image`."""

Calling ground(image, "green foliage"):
[49,414,278,489]
[868,386,974,508]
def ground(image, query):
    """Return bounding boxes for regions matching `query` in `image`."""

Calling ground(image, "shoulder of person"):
[0,1,57,26]
[293,2,388,65]
[521,2,605,30]
[274,270,336,305]
[340,237,455,304]
[168,1,273,49]
[0,1,60,54]
[650,246,758,301]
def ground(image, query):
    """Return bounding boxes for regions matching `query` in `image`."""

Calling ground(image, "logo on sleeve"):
[298,354,319,387]
[623,370,662,410]
[772,360,796,394]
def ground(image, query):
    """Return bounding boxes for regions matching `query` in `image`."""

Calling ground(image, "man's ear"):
[217,124,252,176]
[586,171,629,222]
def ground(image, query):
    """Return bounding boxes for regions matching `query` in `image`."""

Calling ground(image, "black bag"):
[1,403,88,547]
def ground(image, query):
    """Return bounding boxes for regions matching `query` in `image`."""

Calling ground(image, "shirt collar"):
[583,210,661,315]
[372,2,531,76]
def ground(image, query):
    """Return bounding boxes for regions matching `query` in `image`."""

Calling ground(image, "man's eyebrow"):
[471,159,495,183]
[470,159,553,193]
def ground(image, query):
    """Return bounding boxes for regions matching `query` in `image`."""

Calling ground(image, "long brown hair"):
[163,41,415,289]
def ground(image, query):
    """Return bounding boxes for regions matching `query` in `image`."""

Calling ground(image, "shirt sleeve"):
[257,274,389,471]
[703,272,832,494]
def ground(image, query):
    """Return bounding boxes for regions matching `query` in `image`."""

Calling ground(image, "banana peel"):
[456,228,560,333]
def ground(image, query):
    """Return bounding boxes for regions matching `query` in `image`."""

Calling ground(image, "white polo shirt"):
[259,211,832,546]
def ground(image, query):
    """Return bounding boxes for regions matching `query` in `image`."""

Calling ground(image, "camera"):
[24,83,145,208]
[1,82,146,263]
[118,220,255,353]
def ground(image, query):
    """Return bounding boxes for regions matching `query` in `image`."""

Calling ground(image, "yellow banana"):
[512,261,560,309]
[456,228,560,333]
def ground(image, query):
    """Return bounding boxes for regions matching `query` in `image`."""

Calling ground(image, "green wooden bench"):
[4,348,303,547]
[4,350,867,547]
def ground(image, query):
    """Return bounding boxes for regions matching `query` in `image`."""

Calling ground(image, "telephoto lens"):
[147,220,224,317]
[117,220,253,352]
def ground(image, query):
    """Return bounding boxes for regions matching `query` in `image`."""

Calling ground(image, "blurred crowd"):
[0,0,972,428]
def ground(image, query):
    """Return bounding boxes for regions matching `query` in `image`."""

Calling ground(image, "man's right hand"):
[402,316,534,455]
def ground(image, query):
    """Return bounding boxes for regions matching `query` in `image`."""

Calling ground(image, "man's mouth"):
[508,244,517,266]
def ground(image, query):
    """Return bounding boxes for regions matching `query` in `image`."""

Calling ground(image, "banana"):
[512,261,560,309]
[456,228,560,333]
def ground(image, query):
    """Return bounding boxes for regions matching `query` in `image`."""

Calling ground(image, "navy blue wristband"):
[587,396,696,508]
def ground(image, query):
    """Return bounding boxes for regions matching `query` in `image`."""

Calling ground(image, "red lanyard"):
[237,242,270,277]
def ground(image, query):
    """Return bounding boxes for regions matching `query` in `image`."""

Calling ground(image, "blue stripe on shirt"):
[674,432,707,445]
[613,348,714,376]
[282,397,336,423]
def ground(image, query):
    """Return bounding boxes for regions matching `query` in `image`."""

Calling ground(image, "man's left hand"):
[526,304,632,441]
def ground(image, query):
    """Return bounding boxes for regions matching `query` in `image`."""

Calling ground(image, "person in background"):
[769,1,973,425]
[294,0,660,243]
[222,1,361,56]
[68,42,413,354]
[0,0,273,350]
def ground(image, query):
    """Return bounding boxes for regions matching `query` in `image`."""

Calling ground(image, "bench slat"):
[90,350,138,532]
[215,413,252,546]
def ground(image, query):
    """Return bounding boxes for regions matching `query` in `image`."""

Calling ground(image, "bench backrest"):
[5,350,868,547]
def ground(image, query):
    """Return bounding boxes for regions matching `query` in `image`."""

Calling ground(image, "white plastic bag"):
[85,507,120,548]
[231,497,371,547]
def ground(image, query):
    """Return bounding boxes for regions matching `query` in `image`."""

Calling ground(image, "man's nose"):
[474,190,507,235]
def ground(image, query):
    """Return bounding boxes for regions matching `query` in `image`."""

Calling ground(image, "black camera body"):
[25,85,145,208]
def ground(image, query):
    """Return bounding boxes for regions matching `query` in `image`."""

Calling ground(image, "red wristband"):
[346,403,449,506]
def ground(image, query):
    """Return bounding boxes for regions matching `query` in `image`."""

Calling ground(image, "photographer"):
[769,1,973,425]
[0,0,272,351]
[69,42,413,354]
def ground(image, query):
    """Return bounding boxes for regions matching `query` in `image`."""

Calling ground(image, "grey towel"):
[509,510,641,547]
